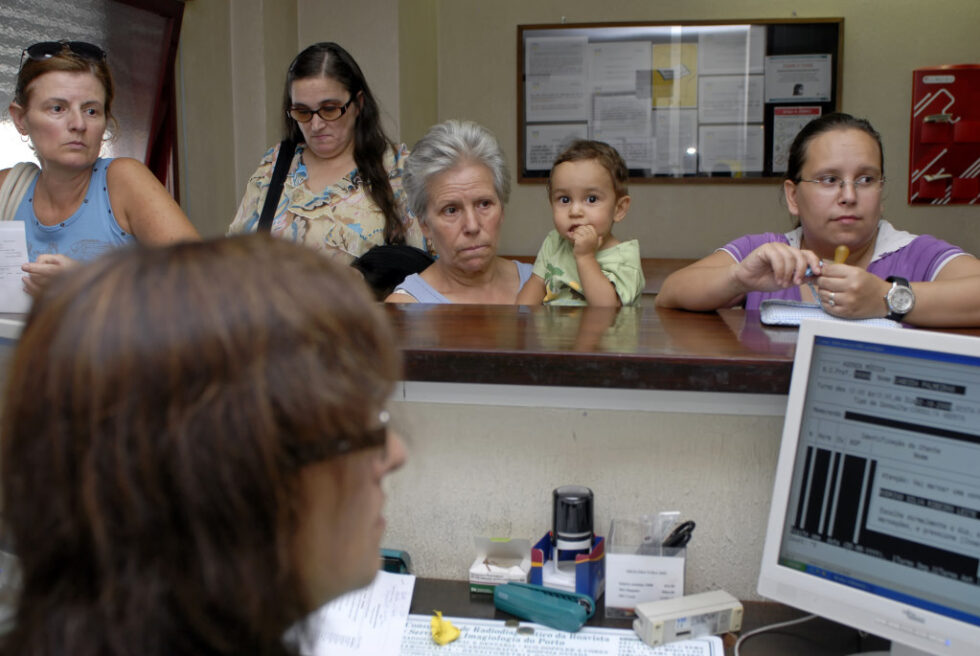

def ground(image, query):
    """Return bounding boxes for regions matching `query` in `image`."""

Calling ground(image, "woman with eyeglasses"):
[228,42,426,266]
[1,41,199,297]
[657,113,980,326]
[0,235,406,655]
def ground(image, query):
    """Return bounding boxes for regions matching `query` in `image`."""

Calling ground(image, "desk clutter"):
[296,485,739,654]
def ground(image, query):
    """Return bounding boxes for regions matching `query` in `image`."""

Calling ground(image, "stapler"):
[380,548,412,574]
[493,582,594,632]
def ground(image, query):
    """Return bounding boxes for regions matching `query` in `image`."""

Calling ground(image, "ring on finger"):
[828,292,836,307]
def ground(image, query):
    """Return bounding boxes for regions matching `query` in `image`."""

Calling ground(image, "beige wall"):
[385,399,784,598]
[178,0,236,236]
[298,0,402,141]
[435,0,980,257]
[398,0,438,148]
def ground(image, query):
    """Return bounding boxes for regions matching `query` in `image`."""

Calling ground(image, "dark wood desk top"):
[411,578,890,655]
[386,303,980,394]
[386,304,798,393]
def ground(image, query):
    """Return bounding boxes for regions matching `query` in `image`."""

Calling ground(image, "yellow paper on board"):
[652,43,698,108]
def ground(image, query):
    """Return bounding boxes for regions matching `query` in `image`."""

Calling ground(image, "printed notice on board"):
[698,75,764,124]
[764,54,832,102]
[772,107,822,173]
[698,24,765,75]
[653,108,697,175]
[525,36,589,122]
[525,123,589,171]
[588,41,651,94]
[0,222,31,313]
[698,124,764,175]
[592,93,654,169]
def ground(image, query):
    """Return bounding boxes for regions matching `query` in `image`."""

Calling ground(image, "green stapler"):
[493,582,594,632]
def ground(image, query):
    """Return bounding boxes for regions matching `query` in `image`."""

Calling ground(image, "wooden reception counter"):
[384,304,799,395]
[384,303,980,396]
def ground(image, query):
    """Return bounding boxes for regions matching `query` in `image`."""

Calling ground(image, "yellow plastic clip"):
[430,610,461,646]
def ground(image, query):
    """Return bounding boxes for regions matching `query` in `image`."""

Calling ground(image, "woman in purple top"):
[657,113,980,327]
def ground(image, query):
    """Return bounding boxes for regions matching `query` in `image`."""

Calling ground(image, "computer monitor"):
[758,320,980,656]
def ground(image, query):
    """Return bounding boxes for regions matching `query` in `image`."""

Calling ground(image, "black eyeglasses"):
[20,41,106,69]
[285,410,390,466]
[287,97,355,123]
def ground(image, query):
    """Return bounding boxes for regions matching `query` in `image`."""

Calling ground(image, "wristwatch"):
[884,276,915,321]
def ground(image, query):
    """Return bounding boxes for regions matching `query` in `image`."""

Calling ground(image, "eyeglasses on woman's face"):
[286,409,390,467]
[797,174,885,194]
[20,41,106,69]
[287,97,355,123]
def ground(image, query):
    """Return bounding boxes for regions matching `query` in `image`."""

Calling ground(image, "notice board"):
[518,19,842,183]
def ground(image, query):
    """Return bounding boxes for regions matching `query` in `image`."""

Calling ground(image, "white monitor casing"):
[758,320,980,656]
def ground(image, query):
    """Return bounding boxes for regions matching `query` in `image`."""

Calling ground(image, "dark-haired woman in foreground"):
[0,235,405,655]
[229,42,425,260]
[657,113,980,326]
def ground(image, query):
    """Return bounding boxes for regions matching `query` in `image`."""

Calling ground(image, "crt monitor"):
[758,320,980,656]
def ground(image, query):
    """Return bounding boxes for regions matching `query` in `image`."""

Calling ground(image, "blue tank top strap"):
[393,259,535,302]
[14,157,134,262]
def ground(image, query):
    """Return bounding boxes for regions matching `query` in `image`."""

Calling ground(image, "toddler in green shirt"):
[517,140,645,306]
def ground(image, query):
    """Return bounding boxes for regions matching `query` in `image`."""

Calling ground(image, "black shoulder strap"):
[257,139,296,233]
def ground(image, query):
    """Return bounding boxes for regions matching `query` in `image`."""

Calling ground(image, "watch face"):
[888,285,915,313]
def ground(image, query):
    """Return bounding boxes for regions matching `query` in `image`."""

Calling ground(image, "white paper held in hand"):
[0,222,31,313]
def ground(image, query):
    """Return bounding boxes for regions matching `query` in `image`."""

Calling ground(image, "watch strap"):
[884,276,912,321]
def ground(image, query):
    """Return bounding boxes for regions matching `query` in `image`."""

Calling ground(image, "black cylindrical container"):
[552,485,594,551]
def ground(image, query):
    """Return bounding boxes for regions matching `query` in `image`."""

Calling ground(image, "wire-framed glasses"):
[20,41,106,69]
[287,97,355,123]
[798,174,885,194]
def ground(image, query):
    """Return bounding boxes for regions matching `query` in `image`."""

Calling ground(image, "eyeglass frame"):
[287,97,356,124]
[284,409,390,467]
[19,41,106,70]
[796,174,886,193]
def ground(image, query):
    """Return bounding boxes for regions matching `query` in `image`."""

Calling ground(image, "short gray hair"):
[403,120,510,224]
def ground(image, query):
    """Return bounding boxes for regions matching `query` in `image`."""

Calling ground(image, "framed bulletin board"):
[518,19,843,183]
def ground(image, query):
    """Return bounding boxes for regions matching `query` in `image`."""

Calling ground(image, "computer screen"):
[758,320,980,656]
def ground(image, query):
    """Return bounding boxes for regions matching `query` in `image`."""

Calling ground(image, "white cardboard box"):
[468,537,531,593]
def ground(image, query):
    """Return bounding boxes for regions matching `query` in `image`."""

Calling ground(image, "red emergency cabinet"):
[908,64,980,205]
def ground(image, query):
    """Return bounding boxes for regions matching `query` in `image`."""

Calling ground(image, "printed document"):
[297,571,415,656]
[399,614,724,655]
[0,222,30,313]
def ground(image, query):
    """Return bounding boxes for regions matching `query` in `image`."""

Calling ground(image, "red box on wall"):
[908,64,980,205]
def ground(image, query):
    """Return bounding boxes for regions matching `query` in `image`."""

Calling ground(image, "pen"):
[662,520,695,548]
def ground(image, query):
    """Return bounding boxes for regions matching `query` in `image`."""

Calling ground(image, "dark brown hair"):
[0,235,400,656]
[282,42,405,244]
[548,140,630,199]
[784,112,884,183]
[14,43,116,128]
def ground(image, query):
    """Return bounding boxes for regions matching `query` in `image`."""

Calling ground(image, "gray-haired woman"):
[385,120,533,303]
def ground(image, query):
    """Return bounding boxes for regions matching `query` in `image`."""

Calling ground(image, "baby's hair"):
[548,140,629,199]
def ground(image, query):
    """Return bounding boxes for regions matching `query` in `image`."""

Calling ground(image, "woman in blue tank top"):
[1,41,199,296]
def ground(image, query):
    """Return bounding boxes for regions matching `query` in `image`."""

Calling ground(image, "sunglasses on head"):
[20,41,106,68]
